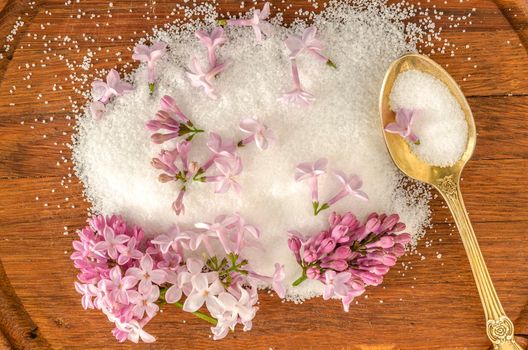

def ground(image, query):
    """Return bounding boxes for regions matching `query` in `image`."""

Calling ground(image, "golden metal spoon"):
[379,53,522,350]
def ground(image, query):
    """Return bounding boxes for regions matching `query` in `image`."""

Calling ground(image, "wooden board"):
[0,0,527,349]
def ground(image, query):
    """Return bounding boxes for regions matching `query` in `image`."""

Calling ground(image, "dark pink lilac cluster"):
[71,214,284,343]
[288,212,411,311]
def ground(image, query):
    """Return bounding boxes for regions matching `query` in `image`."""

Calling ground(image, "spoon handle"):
[436,175,522,350]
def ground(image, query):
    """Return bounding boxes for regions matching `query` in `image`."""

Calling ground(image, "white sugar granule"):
[389,70,468,167]
[73,0,435,301]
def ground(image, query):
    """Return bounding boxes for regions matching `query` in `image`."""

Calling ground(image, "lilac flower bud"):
[390,244,406,257]
[328,212,341,226]
[317,237,336,255]
[365,216,381,234]
[327,245,353,260]
[306,266,321,280]
[366,251,397,266]
[340,212,359,228]
[350,269,383,286]
[303,249,318,263]
[365,236,394,249]
[380,214,399,232]
[331,225,348,242]
[393,233,411,244]
[320,259,348,271]
[287,236,302,253]
[393,222,406,232]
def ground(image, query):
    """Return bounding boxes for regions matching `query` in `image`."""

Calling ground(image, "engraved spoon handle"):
[437,176,522,350]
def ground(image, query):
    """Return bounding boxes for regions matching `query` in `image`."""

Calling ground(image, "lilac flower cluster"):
[295,158,368,216]
[146,96,275,215]
[288,212,412,311]
[279,26,336,106]
[72,214,285,343]
[187,27,230,99]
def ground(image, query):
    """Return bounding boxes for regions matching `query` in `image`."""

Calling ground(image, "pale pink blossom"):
[195,27,227,67]
[326,171,369,206]
[74,282,99,309]
[322,270,351,300]
[102,266,138,305]
[91,69,134,103]
[132,41,167,92]
[151,225,189,254]
[186,57,230,100]
[205,156,243,194]
[285,26,336,67]
[129,284,160,319]
[239,117,276,150]
[227,2,273,42]
[384,108,420,144]
[127,254,167,290]
[295,158,328,205]
[116,237,143,265]
[93,226,130,260]
[89,69,133,119]
[117,319,156,343]
[183,274,224,312]
[278,60,314,106]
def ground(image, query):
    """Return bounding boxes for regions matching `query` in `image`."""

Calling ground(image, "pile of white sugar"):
[73,0,436,301]
[389,70,468,167]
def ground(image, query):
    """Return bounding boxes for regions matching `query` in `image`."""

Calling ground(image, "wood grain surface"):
[0,0,527,349]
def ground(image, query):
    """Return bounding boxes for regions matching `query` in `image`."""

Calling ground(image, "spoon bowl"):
[379,53,522,350]
[380,53,476,186]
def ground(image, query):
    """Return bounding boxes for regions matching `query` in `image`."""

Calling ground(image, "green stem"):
[172,301,218,326]
[292,274,308,286]
[148,83,155,94]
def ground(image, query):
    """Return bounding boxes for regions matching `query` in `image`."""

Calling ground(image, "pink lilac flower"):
[132,41,167,93]
[201,132,237,171]
[186,57,230,100]
[74,282,99,309]
[116,237,143,265]
[285,26,336,68]
[384,108,420,145]
[89,69,133,119]
[195,27,227,67]
[325,170,369,207]
[210,288,256,337]
[294,158,328,213]
[224,2,273,42]
[146,96,203,144]
[93,226,130,260]
[126,254,167,290]
[129,284,160,319]
[205,156,243,194]
[151,225,189,254]
[238,117,276,150]
[248,263,286,298]
[116,319,156,343]
[102,266,138,304]
[278,60,315,106]
[183,274,224,312]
